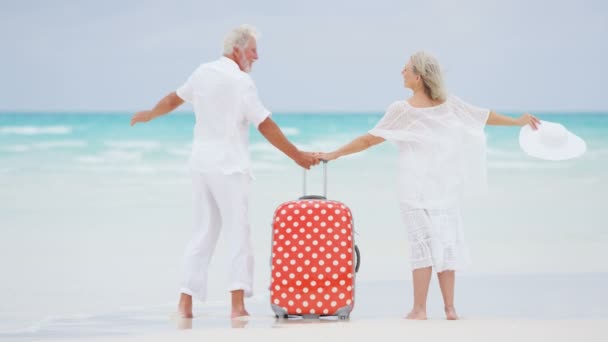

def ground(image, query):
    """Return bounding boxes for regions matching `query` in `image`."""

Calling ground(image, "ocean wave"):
[486,147,523,158]
[0,299,243,336]
[252,161,289,171]
[0,125,72,135]
[0,314,71,335]
[75,163,188,175]
[0,141,88,153]
[103,140,161,150]
[0,145,30,152]
[573,177,602,185]
[166,147,191,156]
[296,137,362,151]
[75,150,142,164]
[0,311,138,336]
[250,137,355,152]
[34,140,88,149]
[250,143,279,153]
[583,148,608,160]
[281,127,300,136]
[488,161,569,170]
[258,153,284,161]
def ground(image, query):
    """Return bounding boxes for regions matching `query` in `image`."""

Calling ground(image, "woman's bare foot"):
[178,293,193,318]
[231,318,249,328]
[176,316,193,330]
[445,306,459,320]
[405,309,427,320]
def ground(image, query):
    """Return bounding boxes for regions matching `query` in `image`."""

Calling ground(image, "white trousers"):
[180,171,254,301]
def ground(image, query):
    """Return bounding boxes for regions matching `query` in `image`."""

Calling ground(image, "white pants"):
[180,171,254,301]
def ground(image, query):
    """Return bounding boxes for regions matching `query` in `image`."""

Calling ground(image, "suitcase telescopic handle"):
[300,160,328,200]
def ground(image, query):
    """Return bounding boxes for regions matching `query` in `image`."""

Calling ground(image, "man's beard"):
[237,55,252,73]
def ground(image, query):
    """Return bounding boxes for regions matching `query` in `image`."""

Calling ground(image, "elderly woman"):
[317,51,539,320]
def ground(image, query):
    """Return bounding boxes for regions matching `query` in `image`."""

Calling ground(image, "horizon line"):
[1,109,608,115]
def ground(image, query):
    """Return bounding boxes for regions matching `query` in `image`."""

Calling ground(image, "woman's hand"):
[314,152,338,161]
[517,113,541,130]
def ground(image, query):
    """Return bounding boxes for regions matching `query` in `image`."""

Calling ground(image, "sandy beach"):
[41,318,608,342]
[2,273,606,341]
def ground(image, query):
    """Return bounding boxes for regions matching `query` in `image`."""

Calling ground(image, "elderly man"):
[131,24,319,318]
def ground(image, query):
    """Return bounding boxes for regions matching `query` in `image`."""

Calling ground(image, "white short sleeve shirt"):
[176,57,271,177]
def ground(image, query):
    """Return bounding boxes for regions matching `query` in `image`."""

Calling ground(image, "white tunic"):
[369,95,489,209]
[369,96,490,271]
[176,57,271,178]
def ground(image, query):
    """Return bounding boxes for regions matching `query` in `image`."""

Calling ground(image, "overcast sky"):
[1,0,607,113]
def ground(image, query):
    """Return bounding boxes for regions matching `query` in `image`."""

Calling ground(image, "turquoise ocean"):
[1,111,607,339]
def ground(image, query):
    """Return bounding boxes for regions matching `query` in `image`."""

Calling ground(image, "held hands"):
[130,110,154,126]
[517,113,541,130]
[295,151,321,170]
[313,152,338,161]
[294,151,342,169]
[294,151,339,169]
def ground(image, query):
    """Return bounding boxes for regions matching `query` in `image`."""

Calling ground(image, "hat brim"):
[519,121,586,161]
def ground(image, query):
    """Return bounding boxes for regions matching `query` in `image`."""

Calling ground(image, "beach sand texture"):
[43,318,608,342]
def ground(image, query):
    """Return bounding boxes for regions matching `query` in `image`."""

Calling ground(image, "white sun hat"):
[519,120,586,161]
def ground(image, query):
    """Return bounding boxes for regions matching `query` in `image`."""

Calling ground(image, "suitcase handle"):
[355,245,360,273]
[301,160,328,200]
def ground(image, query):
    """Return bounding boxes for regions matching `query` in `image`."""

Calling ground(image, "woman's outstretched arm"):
[487,111,540,129]
[317,133,385,161]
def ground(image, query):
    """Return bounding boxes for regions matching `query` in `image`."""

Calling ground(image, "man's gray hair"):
[410,51,447,102]
[223,24,259,55]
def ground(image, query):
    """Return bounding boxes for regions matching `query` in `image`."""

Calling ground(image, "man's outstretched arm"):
[131,92,185,126]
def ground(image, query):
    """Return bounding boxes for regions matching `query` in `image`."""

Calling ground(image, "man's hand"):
[131,110,153,126]
[294,151,320,169]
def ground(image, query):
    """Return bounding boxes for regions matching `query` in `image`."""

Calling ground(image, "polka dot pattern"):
[271,200,355,316]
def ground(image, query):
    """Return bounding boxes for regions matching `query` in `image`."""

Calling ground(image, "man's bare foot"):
[445,306,459,320]
[230,290,248,319]
[178,293,193,318]
[405,309,427,320]
[231,308,249,319]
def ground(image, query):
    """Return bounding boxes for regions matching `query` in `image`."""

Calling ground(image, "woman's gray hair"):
[410,51,447,101]
[223,24,259,55]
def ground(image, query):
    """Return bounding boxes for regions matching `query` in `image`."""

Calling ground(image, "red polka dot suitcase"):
[270,162,360,319]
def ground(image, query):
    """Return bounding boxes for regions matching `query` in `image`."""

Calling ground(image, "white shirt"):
[176,57,271,177]
[369,96,490,209]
